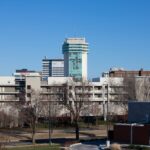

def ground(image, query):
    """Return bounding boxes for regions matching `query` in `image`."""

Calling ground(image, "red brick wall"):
[109,70,150,77]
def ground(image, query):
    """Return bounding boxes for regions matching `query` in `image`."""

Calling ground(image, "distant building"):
[14,69,41,79]
[109,68,150,77]
[42,58,64,79]
[62,38,88,80]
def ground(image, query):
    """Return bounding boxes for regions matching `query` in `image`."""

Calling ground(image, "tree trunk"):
[32,132,35,144]
[32,125,36,144]
[75,121,79,140]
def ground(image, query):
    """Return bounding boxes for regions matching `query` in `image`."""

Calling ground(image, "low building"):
[109,68,150,77]
[0,77,19,102]
[0,75,130,118]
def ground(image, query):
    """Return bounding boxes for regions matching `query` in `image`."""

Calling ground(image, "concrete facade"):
[0,75,128,118]
[0,77,19,102]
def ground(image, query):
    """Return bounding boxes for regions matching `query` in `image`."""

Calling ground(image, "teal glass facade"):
[68,50,82,79]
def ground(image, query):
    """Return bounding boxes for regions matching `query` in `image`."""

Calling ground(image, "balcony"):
[0,90,20,94]
[0,96,19,102]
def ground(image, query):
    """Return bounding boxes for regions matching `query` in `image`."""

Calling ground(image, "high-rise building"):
[42,58,64,79]
[62,38,88,80]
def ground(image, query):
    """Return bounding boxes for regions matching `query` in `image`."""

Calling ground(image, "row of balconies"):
[0,91,20,94]
[0,95,19,101]
[0,85,124,102]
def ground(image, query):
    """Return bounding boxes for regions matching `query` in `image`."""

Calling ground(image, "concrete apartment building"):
[0,74,125,118]
[0,77,19,102]
[42,58,64,80]
[62,38,88,80]
[13,69,41,102]
[1,66,150,119]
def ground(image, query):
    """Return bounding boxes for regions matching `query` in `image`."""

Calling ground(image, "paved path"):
[70,143,99,150]
[70,139,106,150]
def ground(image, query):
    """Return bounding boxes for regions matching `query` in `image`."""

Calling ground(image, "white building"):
[0,77,19,102]
[0,75,125,119]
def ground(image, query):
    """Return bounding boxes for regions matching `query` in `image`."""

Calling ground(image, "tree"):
[108,76,136,122]
[0,101,19,128]
[81,102,101,126]
[19,89,43,144]
[135,77,150,101]
[61,79,90,140]
[41,88,60,144]
[123,76,136,101]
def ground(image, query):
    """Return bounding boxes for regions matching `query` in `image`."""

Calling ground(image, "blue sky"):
[0,0,150,78]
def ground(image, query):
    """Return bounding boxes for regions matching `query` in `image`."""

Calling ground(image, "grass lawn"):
[125,145,150,150]
[8,145,60,150]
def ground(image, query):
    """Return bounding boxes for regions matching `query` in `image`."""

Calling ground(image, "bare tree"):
[81,102,101,126]
[41,87,60,144]
[61,79,90,140]
[123,76,136,101]
[108,76,136,121]
[19,89,43,144]
[0,101,19,128]
[135,77,150,101]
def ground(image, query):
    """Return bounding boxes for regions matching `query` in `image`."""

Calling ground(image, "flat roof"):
[42,59,64,61]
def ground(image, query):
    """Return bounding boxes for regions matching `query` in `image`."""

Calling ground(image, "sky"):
[0,0,150,78]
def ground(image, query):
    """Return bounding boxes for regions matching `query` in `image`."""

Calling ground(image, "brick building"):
[109,68,150,77]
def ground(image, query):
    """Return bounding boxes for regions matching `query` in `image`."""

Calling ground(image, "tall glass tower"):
[62,38,88,80]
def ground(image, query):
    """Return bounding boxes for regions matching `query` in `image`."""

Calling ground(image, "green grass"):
[8,144,60,150]
[127,145,150,150]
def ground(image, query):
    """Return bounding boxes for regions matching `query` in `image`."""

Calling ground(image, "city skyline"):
[0,0,150,78]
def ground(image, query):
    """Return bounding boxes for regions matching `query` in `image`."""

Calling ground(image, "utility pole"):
[107,84,109,138]
[106,84,110,148]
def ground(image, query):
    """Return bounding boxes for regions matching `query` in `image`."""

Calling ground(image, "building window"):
[27,93,31,97]
[27,85,31,89]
